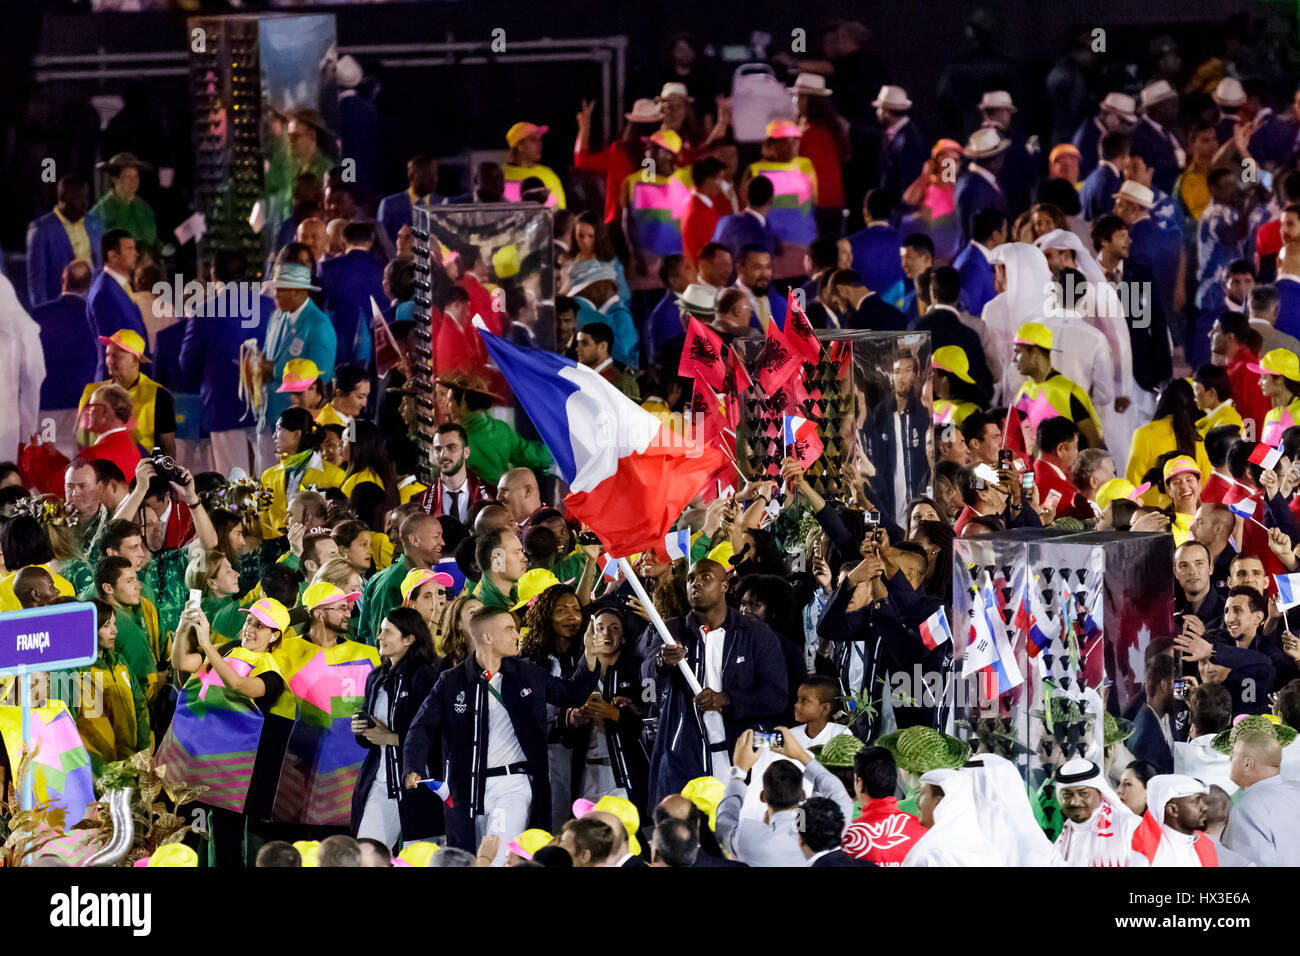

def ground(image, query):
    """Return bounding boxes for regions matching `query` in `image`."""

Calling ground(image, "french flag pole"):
[470,317,717,719]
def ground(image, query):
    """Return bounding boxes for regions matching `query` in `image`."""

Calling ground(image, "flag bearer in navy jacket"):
[403,606,599,862]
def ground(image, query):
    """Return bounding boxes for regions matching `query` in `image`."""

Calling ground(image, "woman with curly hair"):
[521,582,584,830]
[435,592,481,673]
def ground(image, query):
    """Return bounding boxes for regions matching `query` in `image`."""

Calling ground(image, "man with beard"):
[1131,774,1251,866]
[1053,758,1146,866]
[417,423,490,524]
[728,245,784,332]
[639,559,788,804]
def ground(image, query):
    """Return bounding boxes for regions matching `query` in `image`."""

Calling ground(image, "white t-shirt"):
[485,671,527,769]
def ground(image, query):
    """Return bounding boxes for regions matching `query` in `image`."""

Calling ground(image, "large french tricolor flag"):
[476,319,726,557]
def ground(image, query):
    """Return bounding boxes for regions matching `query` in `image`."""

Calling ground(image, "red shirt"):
[954,504,983,536]
[681,190,725,265]
[798,122,844,209]
[81,427,141,483]
[1255,219,1282,272]
[1200,471,1233,505]
[1034,455,1089,520]
[574,142,637,225]
[1227,347,1270,441]
[842,797,927,866]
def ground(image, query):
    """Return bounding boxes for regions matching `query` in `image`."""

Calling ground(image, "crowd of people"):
[3,15,1300,868]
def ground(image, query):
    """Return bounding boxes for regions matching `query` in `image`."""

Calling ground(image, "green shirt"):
[202,594,245,648]
[112,605,156,692]
[462,410,551,487]
[358,554,411,646]
[89,191,158,251]
[552,549,587,587]
[473,574,518,611]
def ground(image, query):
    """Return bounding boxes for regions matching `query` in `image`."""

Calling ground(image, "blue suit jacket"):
[320,249,387,368]
[32,294,96,410]
[25,212,102,309]
[86,269,146,380]
[179,290,272,434]
[1249,114,1295,168]
[954,170,1007,248]
[711,212,777,258]
[879,119,927,203]
[1129,705,1173,775]
[376,189,447,247]
[847,223,906,304]
[1130,119,1181,194]
[1071,116,1103,178]
[953,241,996,316]
[1128,217,1183,319]
[645,289,685,366]
[1080,163,1122,221]
[1276,277,1300,341]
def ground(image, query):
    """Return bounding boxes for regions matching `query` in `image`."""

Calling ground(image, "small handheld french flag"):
[783,414,815,447]
[421,778,454,807]
[918,607,952,651]
[600,554,622,582]
[1277,573,1300,610]
[1249,444,1283,470]
[664,527,691,562]
[1228,498,1257,519]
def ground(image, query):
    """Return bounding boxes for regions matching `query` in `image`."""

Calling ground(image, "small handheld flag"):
[420,778,454,807]
[1249,443,1283,469]
[919,607,952,651]
[600,554,622,582]
[783,414,824,467]
[1276,573,1300,610]
[664,528,691,562]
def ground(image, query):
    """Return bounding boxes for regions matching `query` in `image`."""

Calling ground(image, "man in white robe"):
[1132,774,1253,866]
[903,768,1004,866]
[1054,758,1147,867]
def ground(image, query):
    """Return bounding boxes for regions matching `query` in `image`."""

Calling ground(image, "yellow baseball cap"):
[147,844,198,867]
[765,119,802,139]
[506,828,552,860]
[315,403,348,428]
[400,567,454,604]
[397,841,439,867]
[932,345,975,384]
[647,129,683,154]
[303,580,360,610]
[1095,478,1151,512]
[706,541,735,567]
[1248,348,1300,382]
[1162,455,1202,483]
[277,358,321,393]
[510,568,561,611]
[243,597,291,632]
[506,121,549,148]
[594,795,642,856]
[1014,322,1054,351]
[492,243,521,279]
[1048,143,1081,164]
[682,776,726,831]
[98,328,148,360]
[294,840,320,867]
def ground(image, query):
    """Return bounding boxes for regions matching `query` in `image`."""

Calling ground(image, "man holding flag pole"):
[470,315,788,802]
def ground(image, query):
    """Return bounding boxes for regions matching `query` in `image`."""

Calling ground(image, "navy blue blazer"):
[1129,119,1181,194]
[402,653,599,849]
[711,211,778,258]
[911,306,993,399]
[86,269,147,380]
[1070,116,1104,178]
[179,289,272,433]
[1130,705,1173,774]
[638,606,789,806]
[32,294,97,410]
[879,118,927,204]
[1127,217,1182,320]
[846,223,906,302]
[863,395,931,523]
[320,249,387,368]
[376,190,448,247]
[954,169,1007,248]
[846,292,907,333]
[1275,277,1300,341]
[1080,163,1123,221]
[953,241,996,316]
[25,212,102,309]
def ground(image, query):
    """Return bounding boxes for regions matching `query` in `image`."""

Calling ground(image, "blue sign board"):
[0,602,98,676]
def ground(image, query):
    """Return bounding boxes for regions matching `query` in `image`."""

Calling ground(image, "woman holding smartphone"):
[351,607,442,850]
[162,598,292,867]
